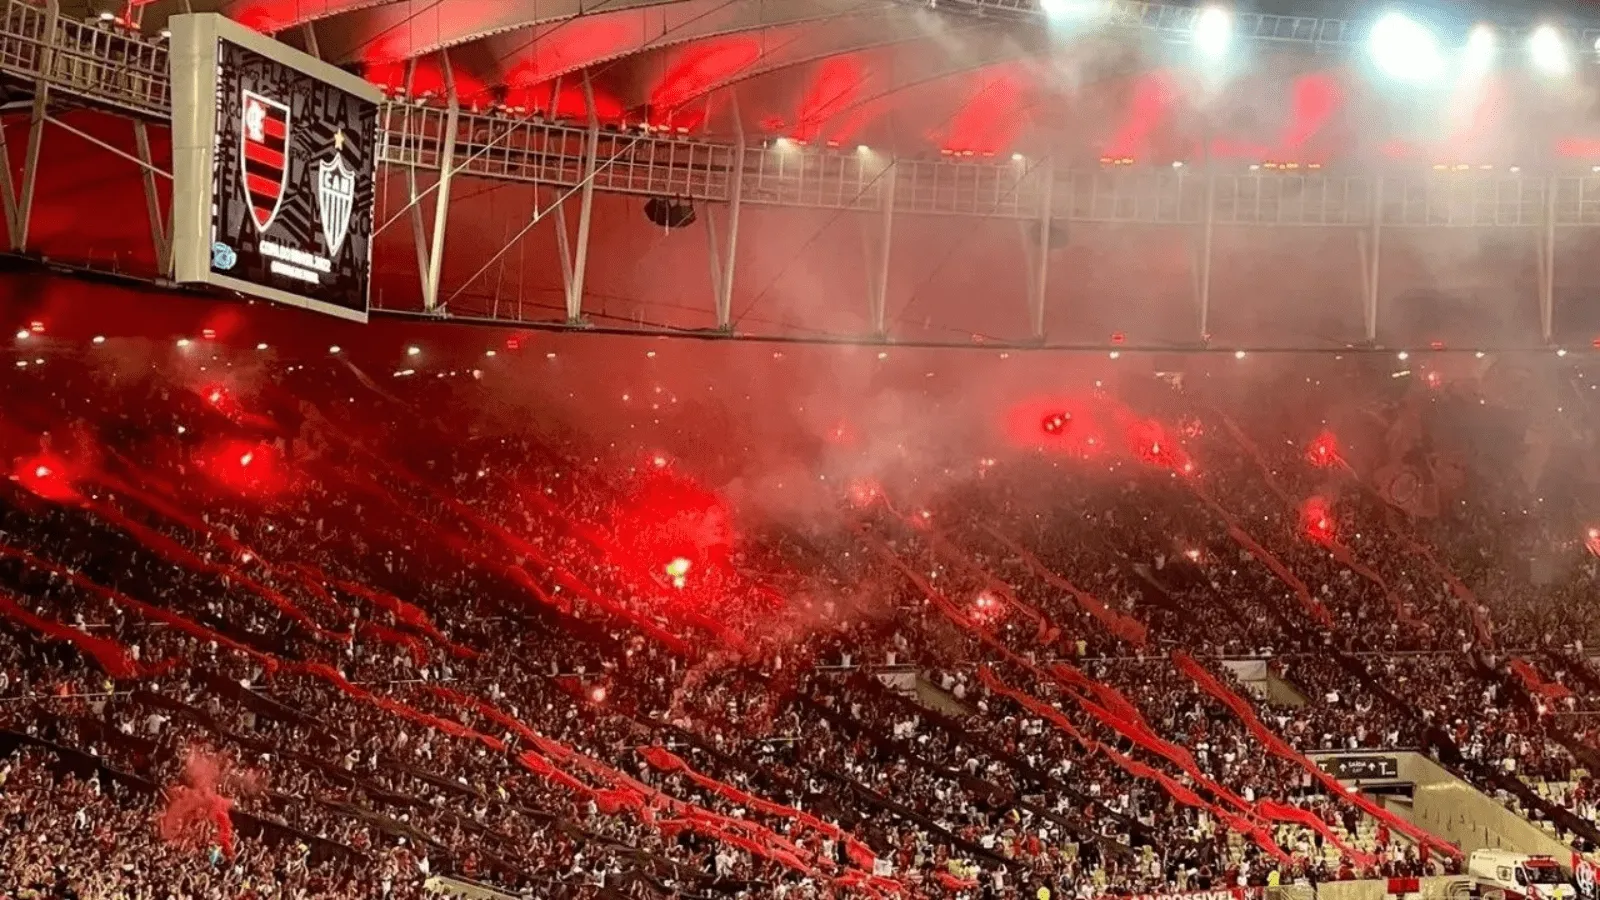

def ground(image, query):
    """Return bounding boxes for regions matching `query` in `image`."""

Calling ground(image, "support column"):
[422,51,459,312]
[709,94,745,332]
[865,161,896,339]
[403,62,433,296]
[14,0,57,252]
[1358,175,1384,344]
[565,72,600,325]
[134,120,171,276]
[1540,175,1556,344]
[550,189,576,315]
[1195,162,1216,342]
[1026,157,1054,341]
[0,113,20,244]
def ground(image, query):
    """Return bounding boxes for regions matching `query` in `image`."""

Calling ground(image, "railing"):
[0,0,169,115]
[8,0,1600,226]
[909,0,1600,54]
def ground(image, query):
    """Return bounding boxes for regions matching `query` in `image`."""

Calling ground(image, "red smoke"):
[158,747,261,859]
[847,478,882,508]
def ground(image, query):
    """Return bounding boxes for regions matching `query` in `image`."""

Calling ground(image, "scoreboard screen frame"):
[169,13,383,323]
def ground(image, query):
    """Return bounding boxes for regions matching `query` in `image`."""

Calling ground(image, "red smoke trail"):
[854,521,1281,854]
[96,466,469,663]
[82,499,346,643]
[1171,651,1456,860]
[424,685,879,886]
[977,524,1148,646]
[0,584,142,678]
[918,526,1058,645]
[0,540,279,674]
[326,455,698,655]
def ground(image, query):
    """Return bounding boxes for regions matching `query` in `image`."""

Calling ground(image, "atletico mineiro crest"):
[317,130,356,257]
[240,89,291,233]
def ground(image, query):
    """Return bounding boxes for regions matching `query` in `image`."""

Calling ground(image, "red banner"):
[636,744,878,872]
[1171,652,1458,860]
[978,524,1148,646]
[1511,658,1573,701]
[0,585,142,679]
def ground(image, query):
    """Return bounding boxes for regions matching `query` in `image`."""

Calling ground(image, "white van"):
[1467,850,1575,900]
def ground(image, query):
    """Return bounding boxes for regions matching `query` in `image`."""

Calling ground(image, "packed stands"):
[3,308,1600,899]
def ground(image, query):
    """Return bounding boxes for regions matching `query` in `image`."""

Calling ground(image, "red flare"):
[197,439,288,497]
[13,452,78,502]
[1301,496,1337,544]
[1126,418,1194,474]
[847,478,881,508]
[1306,430,1342,468]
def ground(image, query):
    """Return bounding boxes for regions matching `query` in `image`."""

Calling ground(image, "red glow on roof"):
[793,57,863,142]
[940,68,1028,155]
[1279,73,1341,159]
[1103,70,1175,159]
[366,58,486,103]
[504,17,640,95]
[651,38,763,115]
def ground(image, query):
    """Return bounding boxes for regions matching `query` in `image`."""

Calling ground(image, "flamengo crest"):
[240,89,291,232]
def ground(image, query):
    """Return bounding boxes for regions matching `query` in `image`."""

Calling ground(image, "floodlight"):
[1040,0,1097,20]
[1368,13,1443,83]
[1530,25,1569,75]
[1465,24,1496,72]
[1193,6,1232,61]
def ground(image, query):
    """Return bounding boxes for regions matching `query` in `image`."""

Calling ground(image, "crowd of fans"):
[1,329,1598,900]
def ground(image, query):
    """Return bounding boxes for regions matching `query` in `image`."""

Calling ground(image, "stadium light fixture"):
[1368,13,1444,83]
[1530,25,1569,75]
[1193,6,1232,61]
[1465,24,1496,72]
[1040,0,1097,20]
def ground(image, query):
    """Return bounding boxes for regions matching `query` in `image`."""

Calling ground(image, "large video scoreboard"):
[169,14,382,323]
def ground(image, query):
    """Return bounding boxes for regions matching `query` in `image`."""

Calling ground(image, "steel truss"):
[0,0,1595,345]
